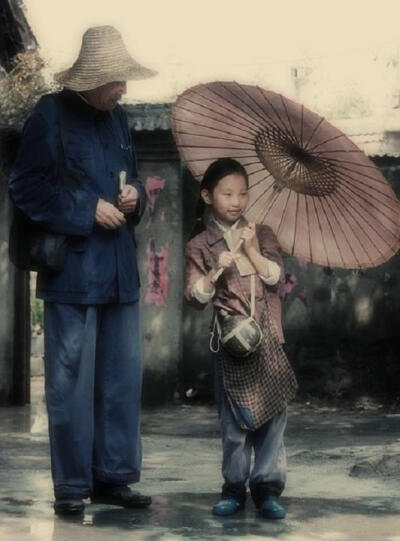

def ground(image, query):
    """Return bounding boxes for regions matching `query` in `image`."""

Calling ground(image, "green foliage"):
[31,297,44,331]
[0,51,54,129]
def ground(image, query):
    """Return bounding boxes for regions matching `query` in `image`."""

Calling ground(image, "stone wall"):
[2,119,400,405]
[0,130,27,405]
[134,131,184,405]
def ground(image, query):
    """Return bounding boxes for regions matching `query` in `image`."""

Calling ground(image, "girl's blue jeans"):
[213,352,287,507]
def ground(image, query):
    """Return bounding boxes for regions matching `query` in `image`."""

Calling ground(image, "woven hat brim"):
[55,61,157,91]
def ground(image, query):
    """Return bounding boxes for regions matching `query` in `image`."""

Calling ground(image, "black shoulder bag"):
[9,96,82,272]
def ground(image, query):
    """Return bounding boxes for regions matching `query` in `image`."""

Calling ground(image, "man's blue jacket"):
[9,89,147,304]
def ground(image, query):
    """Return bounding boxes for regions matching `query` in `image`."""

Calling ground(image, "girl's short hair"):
[201,157,249,193]
[189,158,249,240]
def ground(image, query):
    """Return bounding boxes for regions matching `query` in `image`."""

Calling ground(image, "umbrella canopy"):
[172,81,400,269]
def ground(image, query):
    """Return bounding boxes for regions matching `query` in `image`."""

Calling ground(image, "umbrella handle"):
[211,238,244,282]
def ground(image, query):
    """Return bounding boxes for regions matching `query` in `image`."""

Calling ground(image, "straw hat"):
[55,25,157,91]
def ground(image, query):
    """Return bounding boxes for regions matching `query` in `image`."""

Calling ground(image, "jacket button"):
[109,171,114,178]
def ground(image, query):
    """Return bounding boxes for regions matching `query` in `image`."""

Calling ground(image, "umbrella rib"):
[241,158,269,169]
[245,182,276,214]
[177,143,254,150]
[248,172,274,190]
[307,133,347,153]
[190,87,265,133]
[313,148,363,155]
[309,164,398,222]
[335,178,398,234]
[259,148,298,163]
[310,195,331,267]
[330,165,397,200]
[280,94,301,147]
[255,128,293,145]
[304,196,313,263]
[311,156,395,197]
[233,83,300,146]
[322,197,365,267]
[301,167,333,264]
[256,189,281,224]
[300,105,304,148]
[276,189,292,238]
[258,90,300,146]
[247,163,271,176]
[332,191,393,257]
[303,117,326,151]
[174,130,251,145]
[292,191,301,256]
[333,174,399,230]
[228,82,278,124]
[175,100,259,137]
[174,101,259,137]
[336,163,389,186]
[184,154,258,163]
[278,156,301,176]
[318,198,346,267]
[317,154,386,171]
[173,119,255,143]
[220,82,292,141]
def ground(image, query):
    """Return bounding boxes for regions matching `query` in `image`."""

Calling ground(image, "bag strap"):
[55,94,68,168]
[250,273,255,318]
[209,309,220,353]
[54,93,83,188]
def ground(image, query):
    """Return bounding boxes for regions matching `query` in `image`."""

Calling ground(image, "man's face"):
[84,81,127,111]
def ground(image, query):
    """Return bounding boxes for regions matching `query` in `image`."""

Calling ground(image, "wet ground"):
[1,377,400,541]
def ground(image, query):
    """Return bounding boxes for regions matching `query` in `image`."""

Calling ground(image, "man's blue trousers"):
[43,302,142,499]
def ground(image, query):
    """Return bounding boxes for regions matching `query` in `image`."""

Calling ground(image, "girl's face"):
[201,173,249,227]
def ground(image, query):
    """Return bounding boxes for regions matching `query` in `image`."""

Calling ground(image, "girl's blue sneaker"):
[212,498,244,516]
[259,495,286,519]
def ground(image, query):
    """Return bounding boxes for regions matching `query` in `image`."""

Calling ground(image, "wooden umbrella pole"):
[253,184,281,223]
[211,237,243,282]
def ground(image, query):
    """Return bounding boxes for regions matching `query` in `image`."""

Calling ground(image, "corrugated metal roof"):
[332,113,400,158]
[124,103,400,157]
[125,103,172,132]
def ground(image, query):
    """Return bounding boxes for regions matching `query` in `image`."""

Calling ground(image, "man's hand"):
[95,199,126,229]
[118,185,139,214]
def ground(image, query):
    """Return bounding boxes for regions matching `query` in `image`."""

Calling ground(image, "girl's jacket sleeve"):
[184,237,211,310]
[8,99,98,237]
[256,224,285,288]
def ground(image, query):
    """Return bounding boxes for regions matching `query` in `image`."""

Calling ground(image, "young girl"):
[185,158,297,520]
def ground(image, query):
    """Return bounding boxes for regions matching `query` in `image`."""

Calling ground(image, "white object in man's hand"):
[96,199,126,229]
[118,185,139,214]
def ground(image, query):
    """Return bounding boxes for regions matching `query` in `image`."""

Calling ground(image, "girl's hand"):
[241,223,257,252]
[217,251,236,270]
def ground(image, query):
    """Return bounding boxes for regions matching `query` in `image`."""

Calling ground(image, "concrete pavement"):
[0,377,400,541]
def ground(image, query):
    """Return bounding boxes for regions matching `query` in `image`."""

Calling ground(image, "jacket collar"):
[206,215,248,246]
[58,88,110,119]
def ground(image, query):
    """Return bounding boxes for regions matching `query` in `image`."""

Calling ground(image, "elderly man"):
[9,26,155,515]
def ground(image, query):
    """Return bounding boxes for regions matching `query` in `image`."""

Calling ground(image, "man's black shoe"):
[90,485,152,508]
[54,498,84,515]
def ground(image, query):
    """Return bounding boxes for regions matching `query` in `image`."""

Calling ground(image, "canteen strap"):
[250,273,255,318]
[209,309,220,353]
